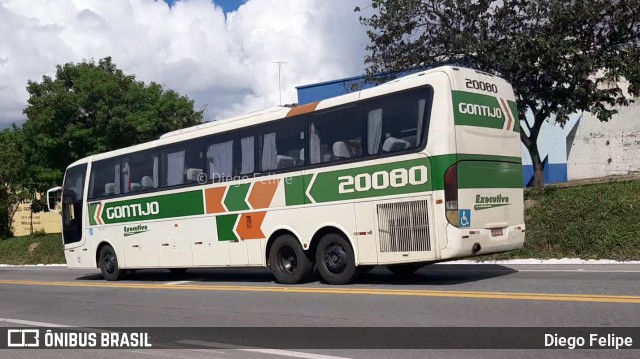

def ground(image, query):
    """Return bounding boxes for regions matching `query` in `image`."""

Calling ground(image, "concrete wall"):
[567,102,640,180]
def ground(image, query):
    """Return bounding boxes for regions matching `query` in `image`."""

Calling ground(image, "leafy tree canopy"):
[0,127,30,237]
[358,0,640,186]
[22,57,204,191]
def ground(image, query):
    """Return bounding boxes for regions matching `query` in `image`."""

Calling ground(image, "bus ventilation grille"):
[376,200,431,252]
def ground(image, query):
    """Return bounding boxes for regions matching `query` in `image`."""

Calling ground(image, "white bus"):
[47,66,525,285]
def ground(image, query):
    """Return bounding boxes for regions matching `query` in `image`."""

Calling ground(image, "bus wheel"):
[269,234,314,284]
[316,233,357,285]
[169,268,188,275]
[387,263,424,277]
[99,245,123,281]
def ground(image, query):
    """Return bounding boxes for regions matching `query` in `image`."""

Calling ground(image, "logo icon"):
[459,209,471,228]
[7,329,40,347]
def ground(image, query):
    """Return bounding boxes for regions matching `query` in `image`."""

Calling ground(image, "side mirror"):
[47,187,62,214]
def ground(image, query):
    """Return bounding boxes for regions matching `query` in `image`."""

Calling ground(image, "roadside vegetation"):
[492,178,640,261]
[1,179,639,265]
[0,232,64,265]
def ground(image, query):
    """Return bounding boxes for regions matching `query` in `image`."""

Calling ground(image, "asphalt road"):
[0,264,639,358]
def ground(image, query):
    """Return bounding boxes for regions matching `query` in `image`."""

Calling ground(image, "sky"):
[0,0,370,127]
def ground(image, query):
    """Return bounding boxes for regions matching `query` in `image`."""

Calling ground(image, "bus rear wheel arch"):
[268,233,314,284]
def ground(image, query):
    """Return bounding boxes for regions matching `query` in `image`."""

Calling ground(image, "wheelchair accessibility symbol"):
[459,209,471,228]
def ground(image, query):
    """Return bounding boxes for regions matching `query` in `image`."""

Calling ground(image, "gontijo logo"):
[458,102,503,119]
[106,202,159,220]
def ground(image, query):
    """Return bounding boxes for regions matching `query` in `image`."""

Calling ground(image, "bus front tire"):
[315,233,358,285]
[99,245,123,281]
[387,263,424,277]
[269,234,314,284]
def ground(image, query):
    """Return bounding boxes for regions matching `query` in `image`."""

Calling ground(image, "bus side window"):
[234,135,255,176]
[163,139,204,187]
[123,152,159,193]
[259,119,306,171]
[366,89,431,155]
[89,159,120,199]
[310,106,361,164]
[207,139,233,182]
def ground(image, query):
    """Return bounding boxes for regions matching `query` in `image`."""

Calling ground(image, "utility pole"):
[273,61,287,106]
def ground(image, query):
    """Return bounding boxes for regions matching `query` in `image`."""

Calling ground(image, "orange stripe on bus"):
[286,101,319,117]
[205,187,227,214]
[96,202,103,225]
[236,212,266,239]
[248,179,279,209]
[500,98,513,131]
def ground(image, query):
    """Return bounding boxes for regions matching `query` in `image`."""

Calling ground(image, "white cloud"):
[0,0,370,126]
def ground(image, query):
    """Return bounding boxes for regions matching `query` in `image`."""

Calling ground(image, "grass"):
[1,179,639,264]
[0,232,65,265]
[491,179,640,261]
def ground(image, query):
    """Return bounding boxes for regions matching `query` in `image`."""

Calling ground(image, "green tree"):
[22,57,203,192]
[0,126,30,238]
[358,0,640,187]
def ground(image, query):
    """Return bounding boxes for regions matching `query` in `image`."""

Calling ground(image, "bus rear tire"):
[269,234,314,284]
[387,263,424,277]
[315,233,358,285]
[99,245,123,281]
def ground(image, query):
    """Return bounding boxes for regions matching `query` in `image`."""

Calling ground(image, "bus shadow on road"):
[357,264,518,286]
[75,264,517,286]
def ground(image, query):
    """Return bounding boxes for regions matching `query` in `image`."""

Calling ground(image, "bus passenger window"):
[123,152,159,193]
[259,120,306,171]
[310,106,361,164]
[89,159,120,199]
[207,140,233,182]
[366,90,431,155]
[234,136,255,176]
[164,140,204,187]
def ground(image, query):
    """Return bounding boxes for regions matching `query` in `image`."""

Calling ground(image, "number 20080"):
[337,166,428,194]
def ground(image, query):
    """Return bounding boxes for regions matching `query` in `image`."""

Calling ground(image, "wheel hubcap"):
[324,244,347,274]
[278,246,297,273]
[103,253,116,274]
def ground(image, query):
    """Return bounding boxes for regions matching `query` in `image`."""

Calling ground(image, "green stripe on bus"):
[308,158,431,203]
[431,154,522,191]
[99,190,204,224]
[457,161,523,189]
[88,203,99,226]
[224,183,250,211]
[216,214,239,241]
[452,91,505,129]
[285,174,312,206]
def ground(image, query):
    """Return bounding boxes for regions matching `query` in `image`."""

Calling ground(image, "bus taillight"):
[444,163,459,226]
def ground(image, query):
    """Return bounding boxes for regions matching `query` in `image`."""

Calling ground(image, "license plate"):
[491,228,503,237]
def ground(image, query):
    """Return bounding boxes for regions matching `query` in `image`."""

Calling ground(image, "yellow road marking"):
[0,280,639,304]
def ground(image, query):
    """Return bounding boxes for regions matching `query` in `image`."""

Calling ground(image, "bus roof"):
[67,65,479,168]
